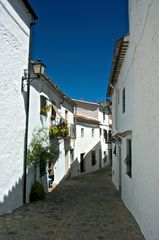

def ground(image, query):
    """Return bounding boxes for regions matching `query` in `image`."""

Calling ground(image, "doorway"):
[99,149,102,169]
[80,153,85,172]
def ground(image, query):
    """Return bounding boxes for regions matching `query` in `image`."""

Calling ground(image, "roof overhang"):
[75,115,100,125]
[22,0,38,20]
[107,34,129,97]
[111,130,132,143]
[73,99,99,107]
[42,74,76,107]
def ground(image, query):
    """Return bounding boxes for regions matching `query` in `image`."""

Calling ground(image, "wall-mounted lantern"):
[22,60,46,92]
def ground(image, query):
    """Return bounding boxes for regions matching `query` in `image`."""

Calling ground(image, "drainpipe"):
[23,22,36,204]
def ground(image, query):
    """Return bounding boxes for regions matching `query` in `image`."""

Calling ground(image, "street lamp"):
[32,60,46,75]
[22,60,46,92]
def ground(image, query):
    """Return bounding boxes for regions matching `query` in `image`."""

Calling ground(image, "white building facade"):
[107,1,159,239]
[26,63,76,202]
[0,0,37,214]
[71,100,112,177]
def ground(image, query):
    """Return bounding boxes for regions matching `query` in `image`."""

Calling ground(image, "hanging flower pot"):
[49,122,69,138]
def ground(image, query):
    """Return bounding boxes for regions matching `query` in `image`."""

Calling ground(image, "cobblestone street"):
[0,168,144,240]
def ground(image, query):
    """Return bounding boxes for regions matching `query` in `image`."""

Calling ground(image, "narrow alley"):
[0,168,144,240]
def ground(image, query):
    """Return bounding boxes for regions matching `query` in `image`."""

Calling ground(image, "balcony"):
[49,122,76,139]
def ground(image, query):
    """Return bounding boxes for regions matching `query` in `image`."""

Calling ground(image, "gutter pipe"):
[23,21,36,204]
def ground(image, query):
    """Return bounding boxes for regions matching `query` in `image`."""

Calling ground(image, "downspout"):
[23,21,36,204]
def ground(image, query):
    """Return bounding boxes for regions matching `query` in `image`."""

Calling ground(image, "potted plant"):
[40,104,52,117]
[49,122,69,138]
[27,128,59,201]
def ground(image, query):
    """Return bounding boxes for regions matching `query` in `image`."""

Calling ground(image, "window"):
[65,110,68,121]
[81,128,84,138]
[92,129,94,137]
[91,151,96,166]
[51,106,56,121]
[108,130,112,141]
[104,129,107,142]
[99,128,102,137]
[122,87,125,113]
[125,139,132,178]
[40,95,47,116]
[103,112,105,121]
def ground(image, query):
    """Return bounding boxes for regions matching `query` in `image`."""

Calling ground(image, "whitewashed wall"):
[75,101,99,119]
[71,102,110,177]
[111,35,134,191]
[111,1,159,239]
[0,0,33,214]
[27,77,74,196]
[128,1,159,239]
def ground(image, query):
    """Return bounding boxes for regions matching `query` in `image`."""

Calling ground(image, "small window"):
[91,150,96,166]
[103,112,105,121]
[40,96,47,116]
[104,129,107,142]
[122,87,125,113]
[65,110,68,121]
[125,139,132,178]
[51,106,56,121]
[108,130,112,141]
[99,128,102,137]
[92,129,94,137]
[81,128,84,138]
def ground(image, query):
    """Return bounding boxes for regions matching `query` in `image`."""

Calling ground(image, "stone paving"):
[0,168,144,240]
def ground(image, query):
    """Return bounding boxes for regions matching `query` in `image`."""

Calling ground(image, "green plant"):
[27,128,59,173]
[30,181,45,202]
[125,154,131,166]
[49,122,69,138]
[40,104,52,116]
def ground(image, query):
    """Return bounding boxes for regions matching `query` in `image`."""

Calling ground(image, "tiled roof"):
[42,74,76,107]
[75,115,100,125]
[107,34,129,97]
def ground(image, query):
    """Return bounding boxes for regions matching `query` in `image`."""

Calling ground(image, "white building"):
[26,61,76,201]
[71,99,112,177]
[107,1,159,239]
[0,0,37,214]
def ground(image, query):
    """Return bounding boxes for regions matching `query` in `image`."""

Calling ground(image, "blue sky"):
[29,0,128,102]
